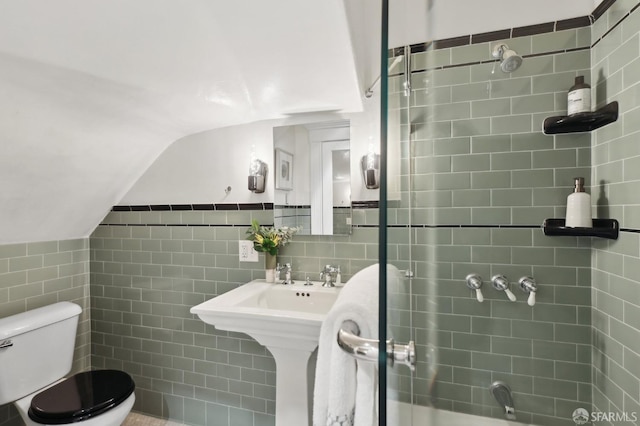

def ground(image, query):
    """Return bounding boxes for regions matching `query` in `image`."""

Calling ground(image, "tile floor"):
[123,412,184,426]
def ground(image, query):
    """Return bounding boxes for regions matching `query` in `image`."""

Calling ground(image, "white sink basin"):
[190,279,342,426]
[191,279,340,348]
[236,283,338,314]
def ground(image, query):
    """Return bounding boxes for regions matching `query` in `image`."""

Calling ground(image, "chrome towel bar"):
[336,323,416,371]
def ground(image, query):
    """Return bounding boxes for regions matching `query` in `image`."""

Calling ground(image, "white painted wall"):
[120,98,386,205]
[121,122,275,205]
[0,53,184,244]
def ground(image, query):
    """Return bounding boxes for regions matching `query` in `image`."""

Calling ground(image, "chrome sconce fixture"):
[360,150,380,189]
[248,147,267,193]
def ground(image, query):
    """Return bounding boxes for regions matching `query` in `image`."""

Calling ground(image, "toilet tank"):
[0,302,82,405]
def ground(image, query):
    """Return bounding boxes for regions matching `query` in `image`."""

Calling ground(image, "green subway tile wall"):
[0,239,91,426]
[90,211,381,426]
[591,0,640,420]
[406,228,592,425]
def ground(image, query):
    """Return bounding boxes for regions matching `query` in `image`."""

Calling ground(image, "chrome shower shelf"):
[543,101,618,134]
[542,218,619,240]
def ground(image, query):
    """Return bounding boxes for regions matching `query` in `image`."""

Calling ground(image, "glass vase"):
[265,252,277,283]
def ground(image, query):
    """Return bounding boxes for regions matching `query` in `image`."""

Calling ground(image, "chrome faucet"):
[281,263,294,285]
[320,265,339,287]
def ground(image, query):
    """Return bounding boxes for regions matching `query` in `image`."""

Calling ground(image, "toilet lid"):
[28,370,135,424]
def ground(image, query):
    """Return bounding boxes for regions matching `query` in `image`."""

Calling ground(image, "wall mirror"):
[272,120,351,235]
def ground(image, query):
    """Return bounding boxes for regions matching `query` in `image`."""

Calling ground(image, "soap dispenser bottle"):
[565,177,592,228]
[567,76,591,115]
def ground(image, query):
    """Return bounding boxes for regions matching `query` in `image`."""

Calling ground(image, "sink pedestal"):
[189,281,341,426]
[270,345,316,425]
[252,334,318,426]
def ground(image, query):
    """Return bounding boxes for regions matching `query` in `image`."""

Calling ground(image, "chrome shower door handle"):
[387,338,416,370]
[337,327,416,371]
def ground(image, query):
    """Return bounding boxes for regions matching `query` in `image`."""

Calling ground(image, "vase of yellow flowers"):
[246,219,300,282]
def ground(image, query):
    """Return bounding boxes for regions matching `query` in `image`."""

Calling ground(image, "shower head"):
[492,43,523,73]
[501,49,523,72]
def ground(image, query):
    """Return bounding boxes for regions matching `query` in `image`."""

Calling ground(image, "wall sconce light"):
[360,149,380,190]
[248,147,268,193]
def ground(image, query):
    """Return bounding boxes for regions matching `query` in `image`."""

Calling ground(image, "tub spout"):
[504,405,516,420]
[490,381,516,420]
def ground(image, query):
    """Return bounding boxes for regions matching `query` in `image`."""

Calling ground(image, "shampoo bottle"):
[567,76,591,115]
[565,177,592,228]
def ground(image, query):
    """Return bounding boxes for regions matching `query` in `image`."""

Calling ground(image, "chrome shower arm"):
[364,53,405,98]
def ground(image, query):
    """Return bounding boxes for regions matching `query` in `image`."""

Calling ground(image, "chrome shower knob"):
[465,274,484,302]
[491,274,517,302]
[519,276,537,307]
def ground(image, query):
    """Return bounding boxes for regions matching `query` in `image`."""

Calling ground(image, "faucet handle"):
[465,274,484,303]
[519,276,537,306]
[321,265,336,287]
[320,264,333,275]
[491,275,517,302]
[278,263,293,284]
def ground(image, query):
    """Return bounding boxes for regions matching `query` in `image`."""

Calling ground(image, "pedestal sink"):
[190,279,341,426]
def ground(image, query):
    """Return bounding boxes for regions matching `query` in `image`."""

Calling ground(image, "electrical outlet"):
[239,240,259,262]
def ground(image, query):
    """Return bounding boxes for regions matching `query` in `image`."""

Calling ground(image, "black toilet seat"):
[28,370,135,424]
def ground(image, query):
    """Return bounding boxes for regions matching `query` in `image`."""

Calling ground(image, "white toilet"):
[0,302,135,426]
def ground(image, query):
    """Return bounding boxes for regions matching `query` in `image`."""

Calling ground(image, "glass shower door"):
[380,0,423,422]
[380,1,597,424]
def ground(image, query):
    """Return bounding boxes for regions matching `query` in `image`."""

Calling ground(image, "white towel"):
[313,264,400,426]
